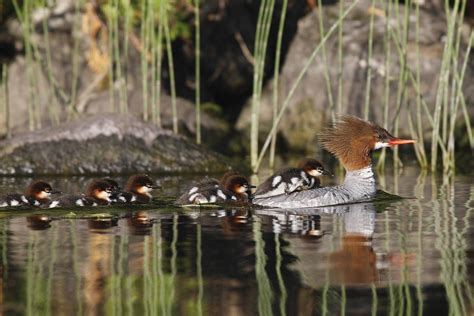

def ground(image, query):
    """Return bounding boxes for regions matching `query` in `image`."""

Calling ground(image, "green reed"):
[69,0,84,118]
[274,233,287,316]
[253,215,273,315]
[40,0,60,126]
[269,0,288,168]
[336,0,344,115]
[163,2,178,134]
[363,0,376,121]
[195,0,201,144]
[0,64,9,138]
[251,0,275,170]
[141,0,150,120]
[12,0,38,131]
[253,1,359,173]
[317,0,335,121]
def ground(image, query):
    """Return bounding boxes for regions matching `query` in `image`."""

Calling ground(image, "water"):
[0,164,473,315]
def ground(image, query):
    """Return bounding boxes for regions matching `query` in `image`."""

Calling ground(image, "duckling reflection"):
[26,215,52,230]
[88,217,118,232]
[220,209,250,236]
[127,211,155,235]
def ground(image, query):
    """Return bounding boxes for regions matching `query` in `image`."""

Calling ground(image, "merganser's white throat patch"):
[374,141,390,150]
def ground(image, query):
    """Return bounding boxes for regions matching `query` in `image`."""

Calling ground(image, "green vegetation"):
[0,0,472,174]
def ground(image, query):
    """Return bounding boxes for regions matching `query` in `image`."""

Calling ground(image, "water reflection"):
[0,170,472,315]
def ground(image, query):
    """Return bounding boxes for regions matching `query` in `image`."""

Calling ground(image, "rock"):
[237,1,474,152]
[0,114,234,175]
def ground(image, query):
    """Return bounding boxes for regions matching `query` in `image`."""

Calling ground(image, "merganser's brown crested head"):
[86,180,113,202]
[319,116,416,171]
[101,178,121,192]
[125,174,158,197]
[297,158,332,177]
[219,170,239,184]
[26,181,61,202]
[223,175,256,200]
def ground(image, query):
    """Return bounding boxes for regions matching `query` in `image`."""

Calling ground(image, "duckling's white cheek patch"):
[34,200,40,206]
[75,199,84,206]
[209,195,217,203]
[308,170,322,177]
[272,176,282,188]
[21,196,29,203]
[291,177,299,184]
[37,192,49,200]
[119,196,126,202]
[189,187,198,195]
[374,141,390,150]
[231,196,237,200]
[138,186,153,194]
[10,200,19,206]
[97,191,110,201]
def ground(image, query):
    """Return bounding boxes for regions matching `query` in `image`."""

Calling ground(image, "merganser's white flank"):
[253,116,415,208]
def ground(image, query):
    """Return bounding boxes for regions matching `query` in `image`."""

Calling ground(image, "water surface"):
[0,165,473,315]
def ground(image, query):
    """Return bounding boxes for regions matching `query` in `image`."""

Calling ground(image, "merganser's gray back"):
[253,166,376,208]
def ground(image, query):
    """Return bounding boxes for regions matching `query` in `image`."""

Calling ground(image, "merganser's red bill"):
[388,138,416,146]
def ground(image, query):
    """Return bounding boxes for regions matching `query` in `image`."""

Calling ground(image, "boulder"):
[237,1,474,152]
[0,114,234,175]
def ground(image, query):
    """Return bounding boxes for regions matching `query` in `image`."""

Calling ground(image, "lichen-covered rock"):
[0,114,233,175]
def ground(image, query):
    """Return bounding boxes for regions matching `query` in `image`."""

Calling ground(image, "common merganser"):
[183,170,240,197]
[121,174,158,204]
[254,158,330,198]
[253,116,415,208]
[0,181,61,207]
[176,175,255,205]
[55,179,113,207]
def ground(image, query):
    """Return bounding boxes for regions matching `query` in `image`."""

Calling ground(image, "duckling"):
[120,174,158,204]
[0,181,61,208]
[176,175,255,205]
[54,180,113,207]
[184,170,239,197]
[254,158,331,199]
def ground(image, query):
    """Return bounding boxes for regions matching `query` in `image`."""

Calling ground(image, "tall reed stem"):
[251,0,275,170]
[363,0,376,120]
[1,65,9,138]
[431,0,460,172]
[254,0,359,173]
[163,3,178,134]
[195,0,201,144]
[317,0,335,121]
[269,0,288,168]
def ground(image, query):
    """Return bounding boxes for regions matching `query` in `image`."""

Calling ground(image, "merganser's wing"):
[252,185,354,209]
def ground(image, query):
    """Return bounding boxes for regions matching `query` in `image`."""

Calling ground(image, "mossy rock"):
[0,114,235,175]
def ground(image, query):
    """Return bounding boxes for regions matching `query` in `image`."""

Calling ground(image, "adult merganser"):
[254,158,330,198]
[55,179,113,207]
[0,181,61,207]
[253,116,415,208]
[176,175,255,205]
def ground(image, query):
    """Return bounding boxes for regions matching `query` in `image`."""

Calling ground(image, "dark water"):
[0,165,473,315]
